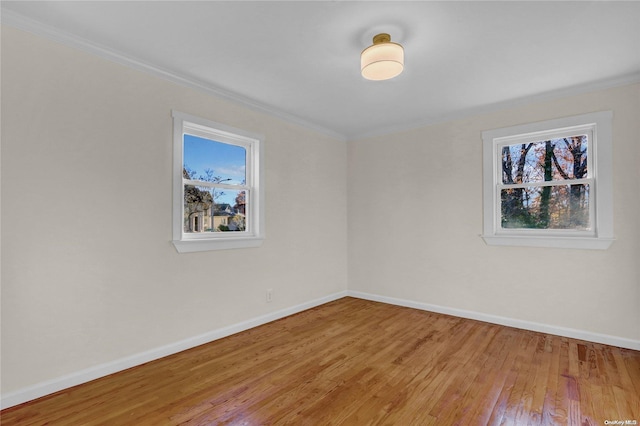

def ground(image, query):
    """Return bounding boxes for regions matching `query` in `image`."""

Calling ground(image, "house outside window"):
[481,111,613,249]
[172,111,264,253]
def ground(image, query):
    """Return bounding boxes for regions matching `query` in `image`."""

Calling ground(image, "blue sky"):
[184,134,246,183]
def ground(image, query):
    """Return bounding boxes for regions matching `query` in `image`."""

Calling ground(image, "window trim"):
[481,111,614,250]
[172,110,265,253]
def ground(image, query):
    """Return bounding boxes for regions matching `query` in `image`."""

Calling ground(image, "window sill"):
[172,237,264,253]
[481,235,614,250]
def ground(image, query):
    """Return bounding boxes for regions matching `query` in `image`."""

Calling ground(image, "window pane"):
[183,134,246,185]
[501,184,590,230]
[213,189,247,232]
[501,135,588,184]
[184,185,248,233]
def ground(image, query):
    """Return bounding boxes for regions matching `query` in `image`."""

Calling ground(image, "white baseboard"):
[347,290,640,351]
[0,290,348,410]
[4,289,637,409]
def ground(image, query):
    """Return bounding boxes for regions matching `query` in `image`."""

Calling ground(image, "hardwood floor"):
[2,297,639,425]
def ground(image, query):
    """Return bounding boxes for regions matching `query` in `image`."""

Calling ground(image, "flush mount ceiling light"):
[361,33,404,81]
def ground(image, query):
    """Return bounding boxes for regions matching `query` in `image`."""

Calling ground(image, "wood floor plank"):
[2,297,639,425]
[541,334,562,425]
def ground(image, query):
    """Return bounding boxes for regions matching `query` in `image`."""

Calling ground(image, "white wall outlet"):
[266,288,273,303]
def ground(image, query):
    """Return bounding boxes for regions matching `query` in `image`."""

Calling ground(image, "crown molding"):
[0,9,348,142]
[349,71,640,141]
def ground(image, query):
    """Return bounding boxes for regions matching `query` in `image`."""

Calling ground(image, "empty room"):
[1,1,639,425]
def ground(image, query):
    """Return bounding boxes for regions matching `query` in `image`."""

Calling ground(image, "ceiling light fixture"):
[361,33,404,81]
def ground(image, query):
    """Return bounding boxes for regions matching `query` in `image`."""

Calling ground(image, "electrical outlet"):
[266,288,273,303]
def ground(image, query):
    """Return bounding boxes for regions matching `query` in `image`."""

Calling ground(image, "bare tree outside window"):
[500,135,589,230]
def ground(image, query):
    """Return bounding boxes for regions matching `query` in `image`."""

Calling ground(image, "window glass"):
[501,135,588,184]
[499,134,590,231]
[500,184,590,230]
[182,135,249,234]
[184,135,247,185]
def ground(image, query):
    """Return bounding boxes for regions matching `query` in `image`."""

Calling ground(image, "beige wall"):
[348,83,640,342]
[1,27,348,394]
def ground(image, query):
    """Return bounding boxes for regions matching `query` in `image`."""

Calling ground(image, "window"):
[482,111,613,249]
[172,111,264,253]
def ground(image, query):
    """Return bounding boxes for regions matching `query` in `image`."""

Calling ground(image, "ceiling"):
[3,1,640,140]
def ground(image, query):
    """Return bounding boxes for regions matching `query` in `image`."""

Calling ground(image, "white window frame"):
[172,111,265,253]
[481,111,614,250]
